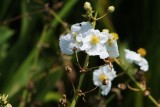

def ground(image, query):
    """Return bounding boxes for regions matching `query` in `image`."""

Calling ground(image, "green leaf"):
[43,92,61,102]
[0,26,14,44]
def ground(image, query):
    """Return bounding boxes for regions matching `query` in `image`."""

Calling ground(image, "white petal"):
[86,45,99,55]
[136,58,149,71]
[76,34,83,42]
[106,40,119,58]
[59,34,74,54]
[93,69,103,86]
[71,22,92,34]
[80,42,91,50]
[100,81,112,96]
[102,65,116,80]
[99,32,109,43]
[124,49,141,63]
[59,34,80,54]
[80,22,92,33]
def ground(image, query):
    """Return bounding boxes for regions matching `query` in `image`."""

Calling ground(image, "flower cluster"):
[59,21,149,96]
[59,21,119,95]
[59,22,119,59]
[124,48,149,71]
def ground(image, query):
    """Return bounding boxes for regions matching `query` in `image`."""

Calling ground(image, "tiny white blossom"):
[59,22,92,54]
[93,65,116,95]
[124,49,149,71]
[79,29,109,59]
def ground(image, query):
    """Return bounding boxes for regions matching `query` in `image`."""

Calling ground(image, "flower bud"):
[108,6,115,13]
[65,66,72,73]
[6,104,12,107]
[118,83,126,90]
[102,29,109,33]
[144,90,150,96]
[84,1,92,11]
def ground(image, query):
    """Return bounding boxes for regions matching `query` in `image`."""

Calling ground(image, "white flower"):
[124,49,149,71]
[105,32,119,58]
[59,22,92,54]
[78,29,109,59]
[93,65,116,95]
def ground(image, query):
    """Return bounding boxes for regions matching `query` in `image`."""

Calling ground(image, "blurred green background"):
[0,0,160,107]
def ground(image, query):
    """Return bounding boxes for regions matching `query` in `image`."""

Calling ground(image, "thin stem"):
[96,12,109,20]
[148,95,160,107]
[114,58,160,107]
[75,51,81,67]
[70,55,89,107]
[105,93,116,105]
[84,87,98,94]
[70,2,98,106]
[116,71,126,77]
[92,12,98,28]
[88,64,108,71]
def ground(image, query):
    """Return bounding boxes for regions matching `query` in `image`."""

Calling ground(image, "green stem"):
[70,55,89,107]
[105,93,116,105]
[114,58,160,107]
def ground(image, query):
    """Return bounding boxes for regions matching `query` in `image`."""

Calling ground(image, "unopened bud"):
[118,83,126,90]
[144,90,150,96]
[6,104,12,107]
[63,94,66,99]
[84,1,92,11]
[102,29,109,33]
[65,66,72,73]
[108,6,115,13]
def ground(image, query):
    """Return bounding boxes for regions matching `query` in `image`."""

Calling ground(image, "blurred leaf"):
[0,26,14,44]
[43,92,61,102]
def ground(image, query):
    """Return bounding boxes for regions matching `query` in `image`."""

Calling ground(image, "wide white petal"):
[97,44,109,59]
[106,40,119,58]
[136,58,149,71]
[100,81,112,96]
[124,49,141,62]
[80,22,92,33]
[71,22,92,34]
[59,34,75,54]
[80,42,91,50]
[101,65,116,80]
[86,45,99,55]
[99,32,109,43]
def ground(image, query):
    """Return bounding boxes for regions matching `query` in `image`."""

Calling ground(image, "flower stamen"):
[137,48,147,57]
[110,32,119,40]
[91,35,100,45]
[99,74,107,81]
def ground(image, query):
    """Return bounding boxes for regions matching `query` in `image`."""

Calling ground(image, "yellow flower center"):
[99,74,108,82]
[91,35,100,45]
[107,32,119,46]
[137,48,147,56]
[110,32,119,40]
